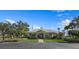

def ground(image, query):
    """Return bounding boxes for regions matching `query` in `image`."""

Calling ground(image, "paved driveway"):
[0,42,79,49]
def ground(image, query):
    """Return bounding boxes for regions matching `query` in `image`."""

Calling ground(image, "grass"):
[0,38,65,43]
[44,39,65,43]
[18,38,65,43]
[17,38,38,42]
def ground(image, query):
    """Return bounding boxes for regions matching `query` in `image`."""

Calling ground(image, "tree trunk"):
[2,32,5,40]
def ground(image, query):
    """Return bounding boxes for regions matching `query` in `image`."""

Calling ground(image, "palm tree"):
[57,28,60,39]
[0,20,29,40]
[64,16,79,37]
[0,22,9,40]
[57,28,60,33]
[64,16,79,30]
[17,20,29,38]
[7,23,17,38]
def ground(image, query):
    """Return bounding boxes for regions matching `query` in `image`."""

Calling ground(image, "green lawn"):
[18,38,38,42]
[18,38,65,43]
[44,39,65,42]
[0,38,65,43]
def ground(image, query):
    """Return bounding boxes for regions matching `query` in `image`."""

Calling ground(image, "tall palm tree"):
[17,20,29,38]
[57,28,60,33]
[0,22,9,40]
[7,23,17,38]
[0,20,29,40]
[64,16,79,30]
[64,16,79,37]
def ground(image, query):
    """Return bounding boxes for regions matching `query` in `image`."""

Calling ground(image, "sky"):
[0,10,79,31]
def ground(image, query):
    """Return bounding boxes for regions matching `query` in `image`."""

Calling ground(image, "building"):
[27,28,57,39]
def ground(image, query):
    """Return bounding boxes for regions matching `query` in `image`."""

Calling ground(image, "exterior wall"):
[73,26,79,30]
[27,32,57,39]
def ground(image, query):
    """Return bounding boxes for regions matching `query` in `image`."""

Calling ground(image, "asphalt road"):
[0,42,79,49]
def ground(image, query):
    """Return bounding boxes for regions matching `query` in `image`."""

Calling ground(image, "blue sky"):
[0,10,79,31]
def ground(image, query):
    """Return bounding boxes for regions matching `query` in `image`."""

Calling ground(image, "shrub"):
[68,30,79,36]
[63,36,79,43]
[3,40,18,42]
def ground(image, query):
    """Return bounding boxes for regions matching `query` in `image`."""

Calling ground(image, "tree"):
[6,21,29,38]
[57,28,60,33]
[0,20,29,41]
[17,20,29,38]
[7,23,17,39]
[64,16,79,37]
[0,22,9,40]
[65,16,79,30]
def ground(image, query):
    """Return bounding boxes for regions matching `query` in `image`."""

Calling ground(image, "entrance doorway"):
[37,33,43,39]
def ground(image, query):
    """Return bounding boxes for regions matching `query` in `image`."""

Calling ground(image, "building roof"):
[29,28,57,33]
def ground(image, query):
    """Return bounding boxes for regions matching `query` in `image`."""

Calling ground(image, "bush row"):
[63,36,79,43]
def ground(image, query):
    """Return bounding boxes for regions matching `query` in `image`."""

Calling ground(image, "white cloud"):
[5,19,16,24]
[56,10,65,12]
[62,19,71,26]
[57,14,64,16]
[50,10,69,17]
[50,10,66,13]
[57,13,69,17]
[57,19,71,30]
[32,25,41,30]
[55,10,69,17]
[53,10,66,13]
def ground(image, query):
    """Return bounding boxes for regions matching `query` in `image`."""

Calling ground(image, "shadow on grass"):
[0,40,18,43]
